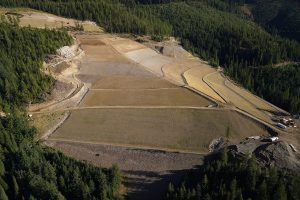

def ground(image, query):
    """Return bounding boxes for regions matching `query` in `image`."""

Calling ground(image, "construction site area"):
[5,8,298,200]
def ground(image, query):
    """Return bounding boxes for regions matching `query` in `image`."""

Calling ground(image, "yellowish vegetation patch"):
[30,112,67,138]
[82,22,103,32]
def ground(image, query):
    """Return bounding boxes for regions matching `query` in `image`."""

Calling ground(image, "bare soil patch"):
[125,48,159,63]
[225,79,285,114]
[184,66,225,103]
[139,55,172,77]
[80,45,127,62]
[205,72,273,123]
[76,39,155,85]
[17,10,76,29]
[51,108,269,153]
[111,40,146,53]
[162,61,195,86]
[79,40,105,46]
[125,49,172,77]
[1,8,103,31]
[53,61,70,74]
[91,76,177,89]
[80,88,211,107]
[137,36,198,61]
[46,80,73,102]
[77,60,153,84]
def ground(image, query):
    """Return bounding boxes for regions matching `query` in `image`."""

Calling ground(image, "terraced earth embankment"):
[15,9,297,199]
[44,33,272,199]
[47,33,270,151]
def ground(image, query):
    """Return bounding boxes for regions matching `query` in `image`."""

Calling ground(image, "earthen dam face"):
[50,33,269,153]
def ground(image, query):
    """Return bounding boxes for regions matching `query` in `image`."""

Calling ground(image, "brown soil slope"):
[51,108,268,153]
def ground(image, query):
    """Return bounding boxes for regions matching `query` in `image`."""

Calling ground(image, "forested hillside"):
[166,150,300,200]
[197,0,300,43]
[0,19,72,110]
[247,0,300,43]
[0,18,122,200]
[1,0,299,113]
[0,0,172,35]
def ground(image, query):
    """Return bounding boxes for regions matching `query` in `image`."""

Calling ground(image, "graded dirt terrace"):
[205,72,274,123]
[91,76,177,89]
[76,40,154,84]
[183,65,226,103]
[48,32,276,154]
[76,33,286,130]
[51,108,268,153]
[80,88,211,107]
[119,36,288,125]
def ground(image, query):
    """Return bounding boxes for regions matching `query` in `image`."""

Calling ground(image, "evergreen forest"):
[166,150,300,200]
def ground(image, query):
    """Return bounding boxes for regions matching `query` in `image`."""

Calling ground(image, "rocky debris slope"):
[254,141,300,172]
[228,137,300,172]
[209,137,227,152]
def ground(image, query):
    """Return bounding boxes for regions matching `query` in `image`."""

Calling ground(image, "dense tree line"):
[0,0,172,36]
[190,0,300,43]
[1,0,299,113]
[0,20,122,199]
[0,18,72,110]
[128,0,245,14]
[166,150,300,200]
[248,0,300,43]
[0,114,122,200]
[130,0,300,43]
